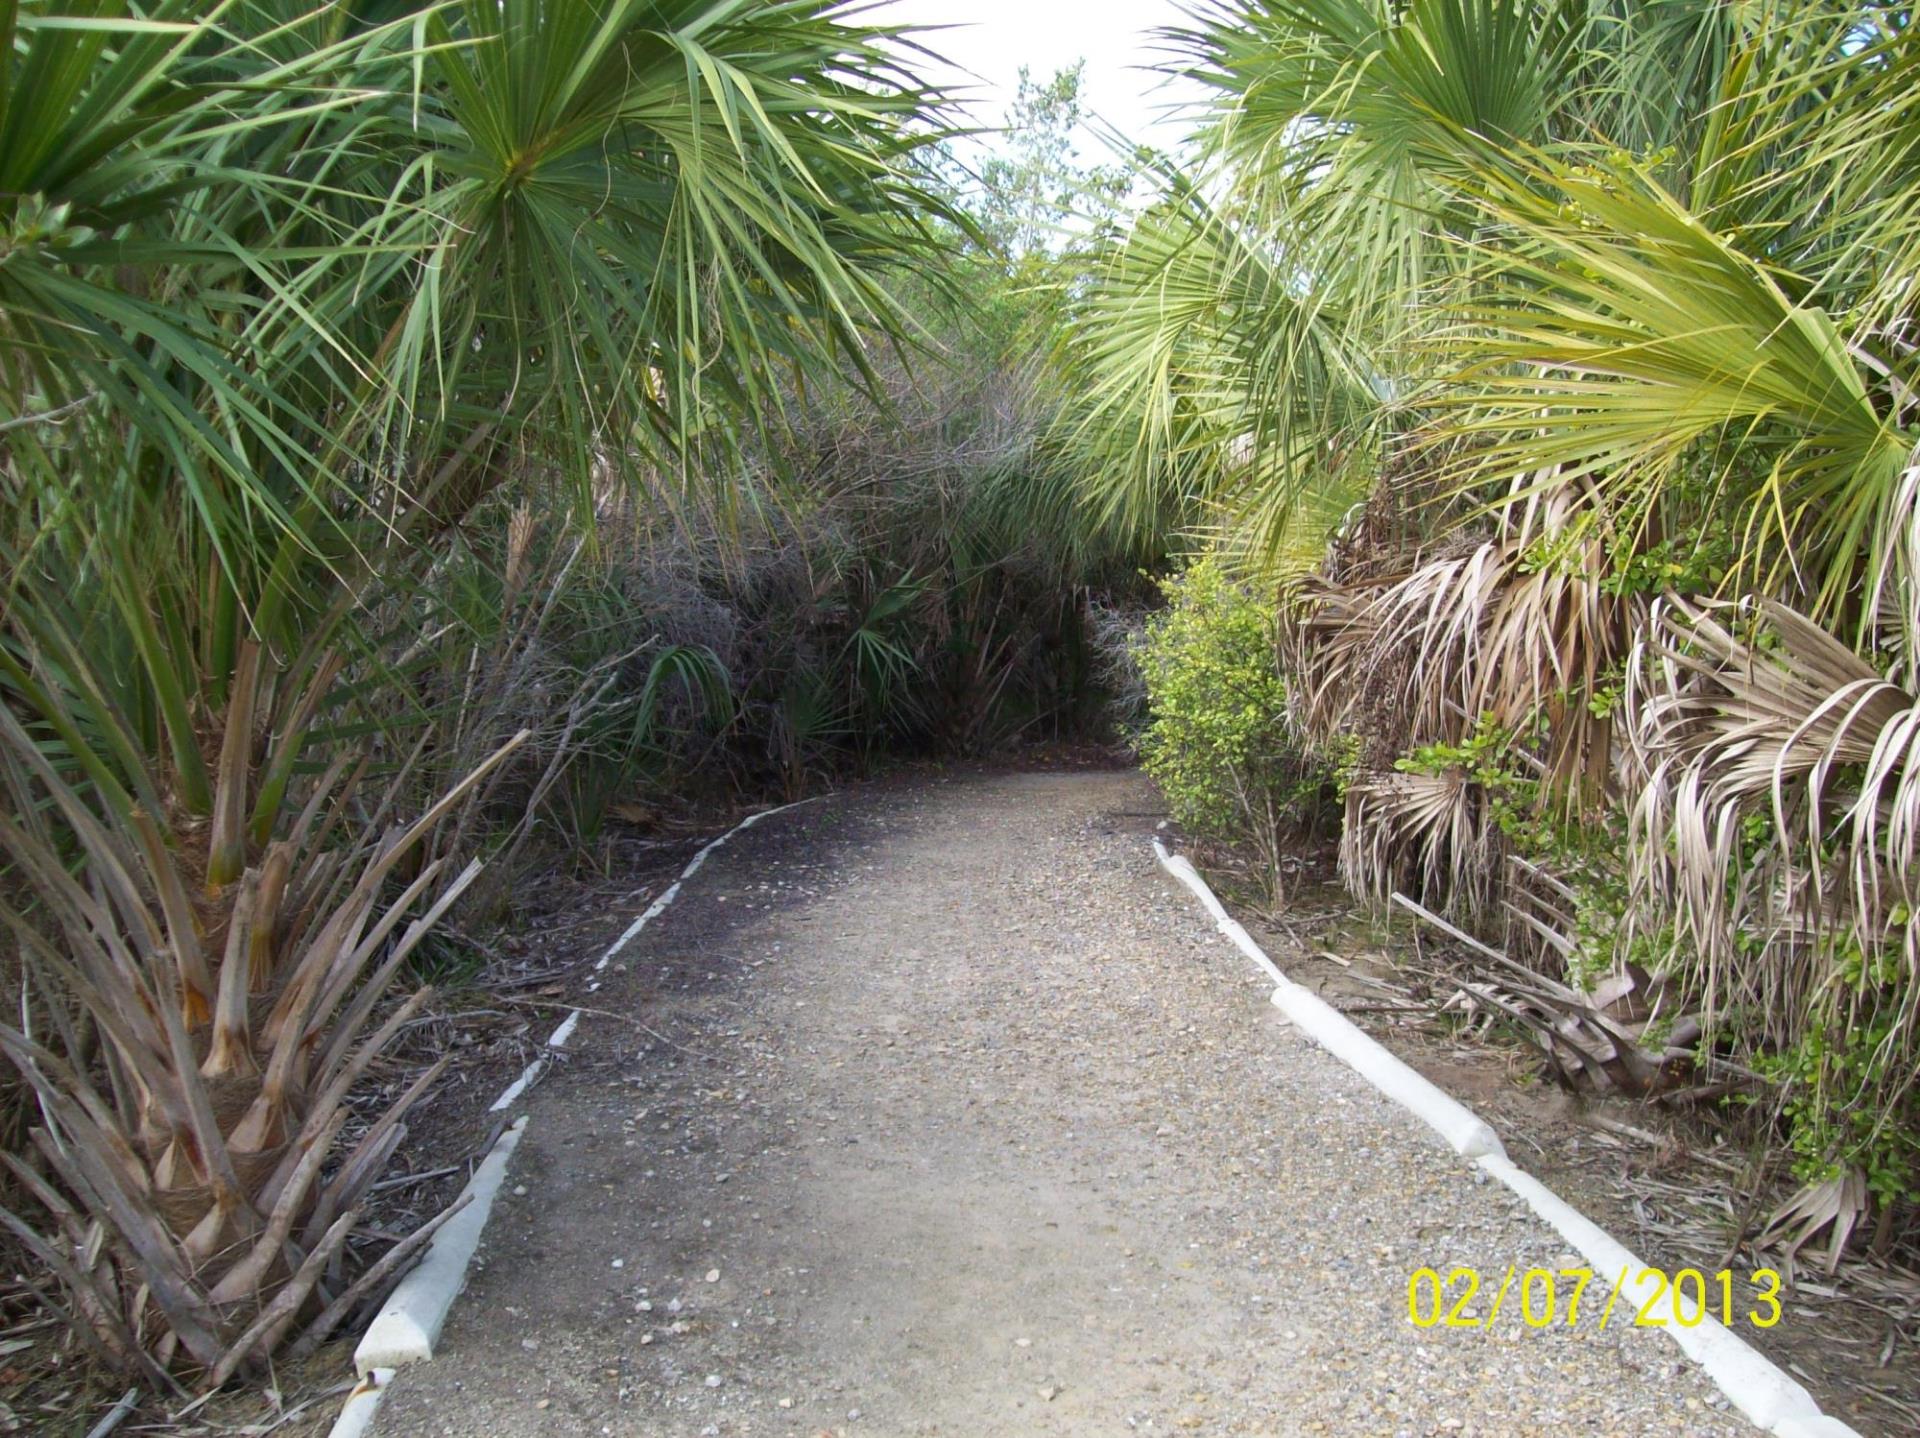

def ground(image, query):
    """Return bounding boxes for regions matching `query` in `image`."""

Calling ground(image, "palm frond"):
[1626,595,1920,1193]
[1438,155,1915,628]
[1061,180,1375,563]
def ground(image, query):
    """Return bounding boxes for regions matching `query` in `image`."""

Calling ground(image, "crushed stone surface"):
[375,769,1757,1436]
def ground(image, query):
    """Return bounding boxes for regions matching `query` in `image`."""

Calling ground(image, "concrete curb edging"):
[1151,839,1860,1438]
[594,797,815,975]
[1475,1153,1857,1438]
[325,1368,394,1438]
[1269,982,1504,1160]
[487,1004,587,1114]
[325,800,815,1437]
[487,798,818,1118]
[353,1116,528,1375]
[1155,842,1502,1160]
[325,1117,525,1438]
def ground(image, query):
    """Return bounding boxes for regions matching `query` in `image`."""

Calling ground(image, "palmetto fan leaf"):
[1062,181,1373,566]
[1625,594,1920,1213]
[1288,472,1636,791]
[6,0,964,571]
[1440,154,1915,628]
[370,0,963,504]
[1628,597,1920,978]
[1712,6,1920,324]
[0,1,415,577]
[1340,766,1503,915]
[1169,0,1584,346]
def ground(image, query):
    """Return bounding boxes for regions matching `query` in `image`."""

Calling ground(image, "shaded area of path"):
[378,769,1752,1436]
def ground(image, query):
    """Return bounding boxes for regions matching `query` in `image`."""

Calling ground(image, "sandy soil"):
[374,768,1759,1437]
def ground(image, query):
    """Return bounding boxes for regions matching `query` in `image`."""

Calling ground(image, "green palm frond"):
[1438,154,1914,627]
[1061,180,1375,562]
[1169,0,1587,336]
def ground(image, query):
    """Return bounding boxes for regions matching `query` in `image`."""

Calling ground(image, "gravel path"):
[377,769,1754,1437]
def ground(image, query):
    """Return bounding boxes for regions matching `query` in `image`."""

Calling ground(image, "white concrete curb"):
[1151,839,1860,1438]
[1269,982,1504,1160]
[593,798,815,975]
[353,1116,527,1375]
[1155,842,1502,1159]
[486,798,819,1119]
[325,1369,394,1438]
[326,800,814,1436]
[1475,1153,1858,1438]
[486,1005,586,1114]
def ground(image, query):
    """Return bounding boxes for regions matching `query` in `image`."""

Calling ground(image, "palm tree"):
[1,0,960,1384]
[1068,0,1920,1234]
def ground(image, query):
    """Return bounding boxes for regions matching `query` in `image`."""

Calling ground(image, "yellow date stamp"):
[1407,1265,1783,1332]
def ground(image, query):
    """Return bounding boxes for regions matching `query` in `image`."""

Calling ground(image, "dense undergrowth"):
[1093,1,1920,1268]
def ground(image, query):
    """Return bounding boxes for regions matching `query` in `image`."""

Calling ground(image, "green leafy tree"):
[925,62,1131,275]
[976,63,1128,261]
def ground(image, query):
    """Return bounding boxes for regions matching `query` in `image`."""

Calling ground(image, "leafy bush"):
[1135,560,1331,899]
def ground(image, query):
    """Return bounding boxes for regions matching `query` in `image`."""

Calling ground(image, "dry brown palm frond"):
[1287,471,1638,791]
[1756,1170,1871,1280]
[1281,568,1409,764]
[1286,471,1639,926]
[1340,769,1503,919]
[1626,595,1920,989]
[1869,451,1920,687]
[1625,595,1920,1236]
[1399,890,1697,1097]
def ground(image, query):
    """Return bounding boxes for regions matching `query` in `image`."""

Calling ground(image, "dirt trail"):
[377,769,1755,1436]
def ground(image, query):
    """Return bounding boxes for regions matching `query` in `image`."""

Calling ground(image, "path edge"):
[352,1115,528,1375]
[1152,838,1859,1438]
[325,799,815,1438]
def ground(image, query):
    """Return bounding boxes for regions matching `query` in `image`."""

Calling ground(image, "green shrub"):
[1135,559,1331,899]
[1753,953,1920,1207]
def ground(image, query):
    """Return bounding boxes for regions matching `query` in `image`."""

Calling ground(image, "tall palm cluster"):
[1068,1,1919,1246]
[1,0,959,1384]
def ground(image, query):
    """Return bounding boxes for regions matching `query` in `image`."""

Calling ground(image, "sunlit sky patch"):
[871,0,1207,159]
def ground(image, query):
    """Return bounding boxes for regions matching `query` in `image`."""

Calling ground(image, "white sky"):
[871,0,1207,158]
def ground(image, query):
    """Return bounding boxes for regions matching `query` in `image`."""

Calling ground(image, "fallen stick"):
[84,1388,137,1438]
